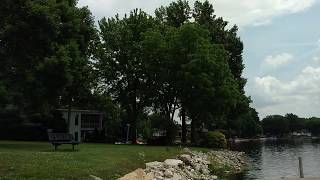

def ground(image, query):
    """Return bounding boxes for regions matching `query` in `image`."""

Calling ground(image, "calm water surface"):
[230,138,320,180]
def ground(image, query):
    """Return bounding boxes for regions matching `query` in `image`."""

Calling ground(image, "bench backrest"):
[48,133,74,142]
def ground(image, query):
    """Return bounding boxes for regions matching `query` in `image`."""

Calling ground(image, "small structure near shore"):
[57,109,104,142]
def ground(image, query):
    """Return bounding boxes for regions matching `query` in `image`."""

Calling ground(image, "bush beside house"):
[206,131,227,149]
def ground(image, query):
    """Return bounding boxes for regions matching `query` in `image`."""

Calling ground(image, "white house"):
[57,109,103,142]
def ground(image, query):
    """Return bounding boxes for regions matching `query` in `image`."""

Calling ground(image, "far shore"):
[229,136,320,143]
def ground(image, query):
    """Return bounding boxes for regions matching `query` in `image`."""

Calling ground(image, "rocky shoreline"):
[119,148,246,180]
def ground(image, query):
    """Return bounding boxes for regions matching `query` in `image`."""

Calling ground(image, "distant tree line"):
[262,113,320,137]
[0,0,262,143]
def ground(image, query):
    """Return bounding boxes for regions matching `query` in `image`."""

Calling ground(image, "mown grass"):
[0,141,207,180]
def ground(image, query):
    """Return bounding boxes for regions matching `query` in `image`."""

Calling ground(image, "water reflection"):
[230,139,320,180]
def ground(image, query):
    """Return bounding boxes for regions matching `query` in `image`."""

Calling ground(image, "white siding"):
[59,110,103,142]
[61,111,81,141]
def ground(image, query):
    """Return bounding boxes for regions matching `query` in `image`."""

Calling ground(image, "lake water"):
[230,138,320,180]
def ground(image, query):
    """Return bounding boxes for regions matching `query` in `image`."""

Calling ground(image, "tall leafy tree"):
[306,117,320,136]
[154,1,193,143]
[177,25,240,143]
[193,0,252,134]
[285,113,303,133]
[233,107,262,138]
[193,1,245,86]
[0,0,96,119]
[96,9,155,143]
[155,0,191,27]
[262,115,289,136]
[141,25,179,123]
[154,0,246,143]
[142,22,240,143]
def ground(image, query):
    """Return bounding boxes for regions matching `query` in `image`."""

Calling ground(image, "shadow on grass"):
[41,148,80,153]
[0,143,48,151]
[0,142,80,153]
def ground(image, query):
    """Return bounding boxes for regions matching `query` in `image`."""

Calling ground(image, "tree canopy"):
[94,0,261,143]
[0,0,96,114]
[1,0,264,143]
[261,114,320,137]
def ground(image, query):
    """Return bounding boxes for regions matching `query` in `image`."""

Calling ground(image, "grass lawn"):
[0,141,207,179]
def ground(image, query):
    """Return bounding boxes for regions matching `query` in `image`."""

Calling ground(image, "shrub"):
[147,136,168,145]
[206,131,227,149]
[146,113,177,145]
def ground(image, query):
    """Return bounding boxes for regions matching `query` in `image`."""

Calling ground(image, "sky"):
[78,0,320,118]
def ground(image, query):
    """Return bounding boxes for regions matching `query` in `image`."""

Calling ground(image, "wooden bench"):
[48,133,79,151]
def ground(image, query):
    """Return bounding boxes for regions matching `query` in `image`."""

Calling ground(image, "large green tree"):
[156,0,245,88]
[192,0,251,133]
[0,0,96,119]
[142,22,240,143]
[154,0,248,143]
[285,113,304,133]
[234,107,262,138]
[141,25,179,123]
[262,115,289,136]
[96,9,156,143]
[306,117,320,136]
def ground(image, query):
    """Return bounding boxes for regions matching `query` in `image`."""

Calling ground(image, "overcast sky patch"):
[264,53,293,68]
[252,66,320,117]
[78,0,316,28]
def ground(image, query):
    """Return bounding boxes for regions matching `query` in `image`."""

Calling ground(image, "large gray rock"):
[201,166,210,175]
[145,161,163,169]
[164,169,173,178]
[89,175,102,180]
[178,154,192,165]
[154,170,164,177]
[164,159,183,167]
[118,168,153,180]
[171,173,183,180]
[193,164,201,171]
[202,160,211,165]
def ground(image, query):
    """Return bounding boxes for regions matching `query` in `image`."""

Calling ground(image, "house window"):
[81,114,100,129]
[75,114,79,126]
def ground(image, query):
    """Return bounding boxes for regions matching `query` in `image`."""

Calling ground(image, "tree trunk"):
[67,97,72,132]
[181,105,187,144]
[130,94,138,144]
[130,112,137,144]
[191,118,196,145]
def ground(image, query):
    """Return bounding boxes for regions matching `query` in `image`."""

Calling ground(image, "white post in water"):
[299,157,304,178]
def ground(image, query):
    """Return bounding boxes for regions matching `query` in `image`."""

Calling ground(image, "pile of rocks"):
[208,150,245,172]
[143,156,216,180]
[119,148,245,180]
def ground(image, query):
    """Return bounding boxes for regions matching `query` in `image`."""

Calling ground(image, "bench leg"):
[54,145,58,151]
[72,144,75,151]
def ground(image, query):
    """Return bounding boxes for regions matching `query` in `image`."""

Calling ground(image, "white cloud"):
[77,0,316,28]
[250,66,320,118]
[213,0,316,27]
[264,53,293,67]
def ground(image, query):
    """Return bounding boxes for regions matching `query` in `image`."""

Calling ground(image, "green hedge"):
[206,131,227,149]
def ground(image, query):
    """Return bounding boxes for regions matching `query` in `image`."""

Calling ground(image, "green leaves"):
[0,0,258,141]
[0,0,96,114]
[156,0,191,27]
[96,9,158,142]
[0,82,8,108]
